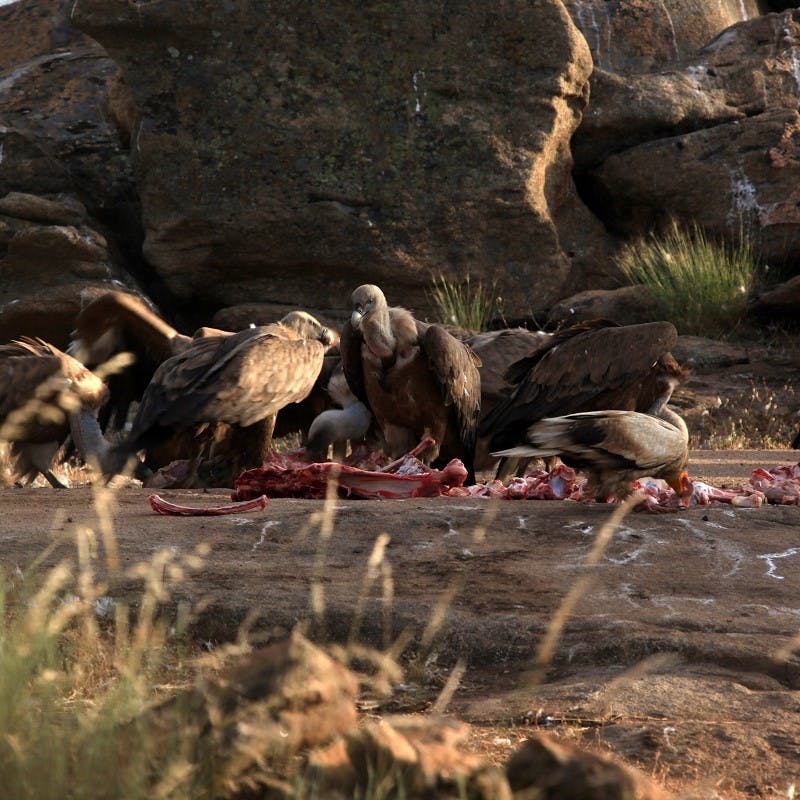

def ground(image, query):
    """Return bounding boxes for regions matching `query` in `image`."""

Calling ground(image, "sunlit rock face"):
[71,0,600,320]
[2,0,800,343]
[564,0,762,74]
[572,6,800,270]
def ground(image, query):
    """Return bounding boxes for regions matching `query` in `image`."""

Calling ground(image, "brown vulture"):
[340,284,482,483]
[0,338,109,487]
[479,319,687,481]
[70,290,192,432]
[94,315,332,481]
[491,407,693,503]
[464,328,552,471]
[71,291,339,440]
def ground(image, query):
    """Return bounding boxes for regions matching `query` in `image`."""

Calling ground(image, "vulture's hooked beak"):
[350,305,364,329]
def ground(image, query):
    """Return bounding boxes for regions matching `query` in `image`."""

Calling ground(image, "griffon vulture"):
[0,338,109,487]
[340,284,482,483]
[463,328,552,471]
[491,407,694,504]
[480,320,687,481]
[71,291,338,438]
[92,315,332,481]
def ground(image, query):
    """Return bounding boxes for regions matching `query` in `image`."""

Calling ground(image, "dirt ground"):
[2,331,800,798]
[0,447,799,799]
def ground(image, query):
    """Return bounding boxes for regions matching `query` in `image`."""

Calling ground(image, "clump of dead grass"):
[684,379,796,449]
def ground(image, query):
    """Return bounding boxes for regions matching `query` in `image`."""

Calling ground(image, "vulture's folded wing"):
[339,320,370,409]
[481,321,679,442]
[420,324,482,449]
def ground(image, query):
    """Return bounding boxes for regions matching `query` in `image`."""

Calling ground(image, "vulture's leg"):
[23,443,68,488]
[42,468,69,489]
[494,456,519,483]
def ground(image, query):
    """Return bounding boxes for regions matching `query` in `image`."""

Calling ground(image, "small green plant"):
[428,273,499,332]
[616,220,759,337]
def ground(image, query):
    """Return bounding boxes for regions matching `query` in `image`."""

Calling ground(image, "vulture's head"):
[350,284,385,330]
[666,470,694,507]
[279,311,338,349]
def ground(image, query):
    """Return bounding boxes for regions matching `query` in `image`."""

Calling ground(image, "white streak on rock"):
[759,547,800,580]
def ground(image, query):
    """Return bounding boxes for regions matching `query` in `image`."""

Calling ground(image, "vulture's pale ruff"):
[0,338,108,487]
[340,284,482,483]
[492,407,693,503]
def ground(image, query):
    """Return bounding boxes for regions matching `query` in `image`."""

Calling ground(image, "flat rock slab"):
[1,448,799,797]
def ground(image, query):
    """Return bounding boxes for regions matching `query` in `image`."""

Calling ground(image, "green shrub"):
[616,221,759,336]
[428,273,499,332]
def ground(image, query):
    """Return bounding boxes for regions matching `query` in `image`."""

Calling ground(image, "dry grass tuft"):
[428,273,501,332]
[617,220,760,337]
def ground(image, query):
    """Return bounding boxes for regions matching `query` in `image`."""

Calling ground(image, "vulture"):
[70,290,192,432]
[94,314,333,481]
[70,291,339,442]
[0,338,109,487]
[305,362,373,462]
[340,284,482,483]
[491,407,694,504]
[464,328,552,471]
[480,319,687,481]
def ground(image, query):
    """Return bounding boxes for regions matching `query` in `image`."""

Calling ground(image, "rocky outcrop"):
[71,0,596,320]
[2,0,800,341]
[574,11,800,268]
[0,0,142,347]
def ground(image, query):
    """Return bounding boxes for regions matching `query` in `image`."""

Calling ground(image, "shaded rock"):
[203,630,359,755]
[343,716,511,800]
[588,109,800,267]
[576,12,800,271]
[73,0,597,318]
[673,335,753,370]
[506,732,672,799]
[546,285,660,326]
[0,0,141,346]
[751,274,800,316]
[0,192,87,226]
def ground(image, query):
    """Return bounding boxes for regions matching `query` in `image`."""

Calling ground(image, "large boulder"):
[0,0,142,346]
[564,0,760,74]
[574,11,800,272]
[72,0,598,319]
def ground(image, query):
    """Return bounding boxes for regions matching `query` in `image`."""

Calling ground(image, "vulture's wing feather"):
[131,329,324,433]
[482,321,679,444]
[420,324,482,450]
[339,320,370,408]
[71,290,187,365]
[526,411,685,472]
[0,338,107,416]
[69,291,192,431]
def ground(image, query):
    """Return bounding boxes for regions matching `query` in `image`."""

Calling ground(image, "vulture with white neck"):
[480,319,687,481]
[340,284,482,483]
[491,406,694,504]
